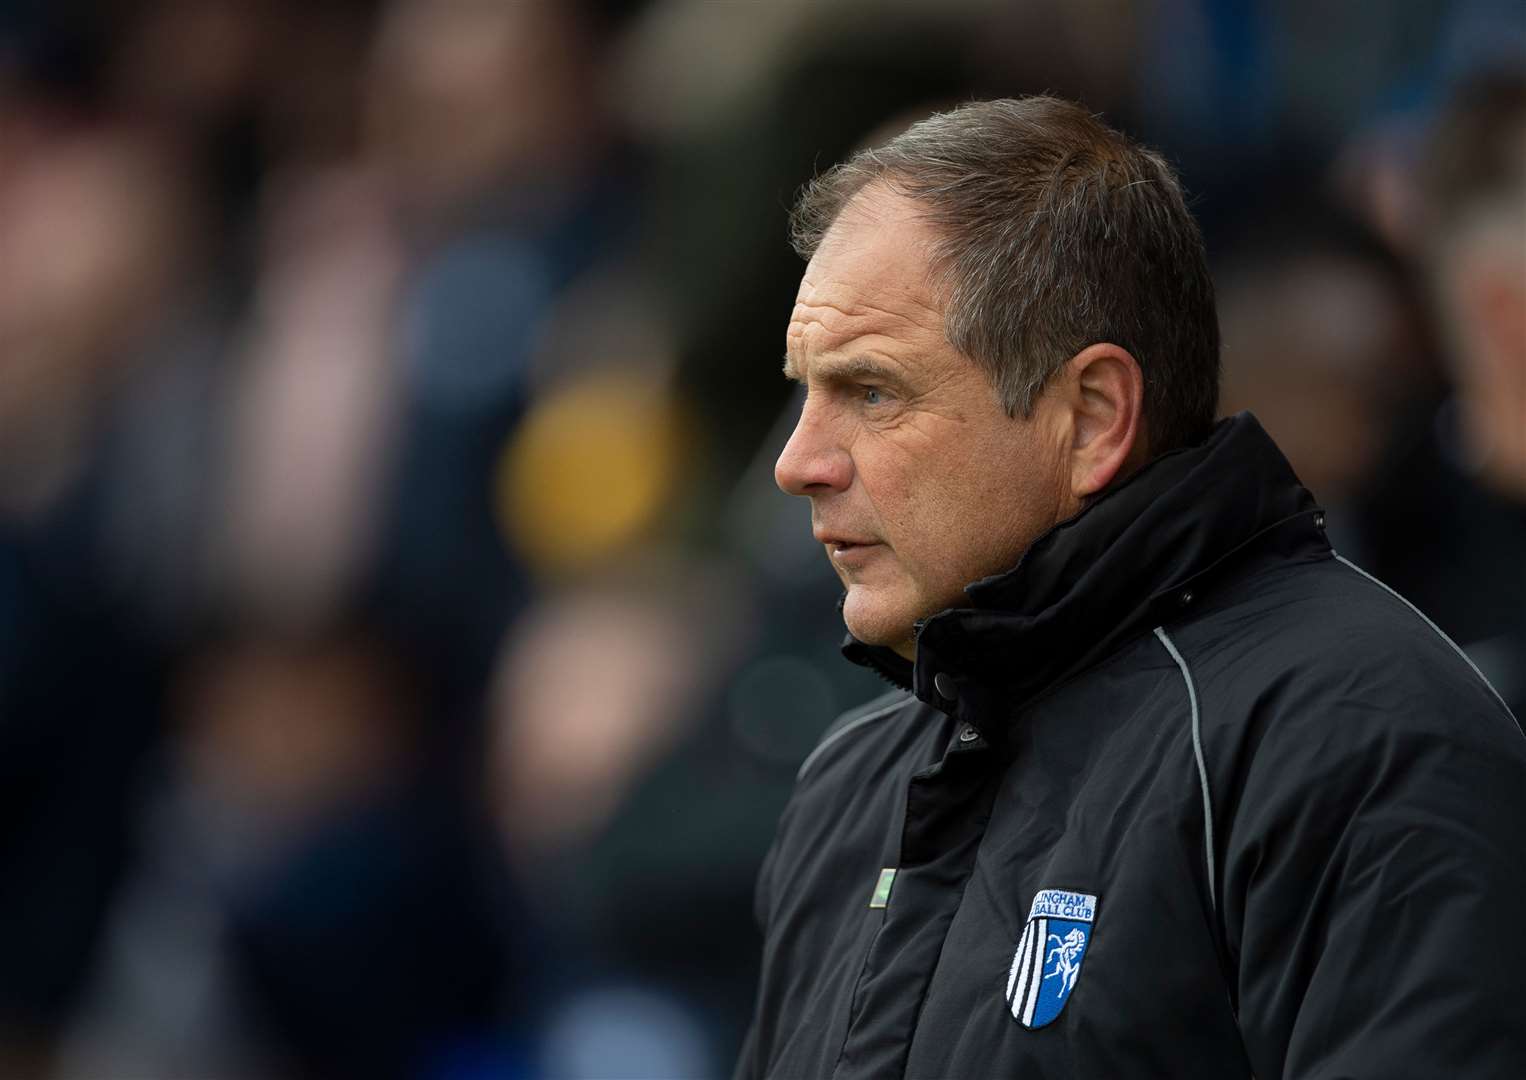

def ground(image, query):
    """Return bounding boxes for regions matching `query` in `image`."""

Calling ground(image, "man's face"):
[777,186,1074,658]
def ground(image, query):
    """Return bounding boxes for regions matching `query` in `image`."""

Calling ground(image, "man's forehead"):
[785,187,944,371]
[810,185,940,285]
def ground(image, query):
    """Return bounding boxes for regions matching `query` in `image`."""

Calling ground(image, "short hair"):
[790,96,1221,454]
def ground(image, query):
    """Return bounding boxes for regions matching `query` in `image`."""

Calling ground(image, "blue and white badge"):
[1005,889,1098,1029]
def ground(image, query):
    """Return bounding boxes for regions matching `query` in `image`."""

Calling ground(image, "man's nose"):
[775,403,851,496]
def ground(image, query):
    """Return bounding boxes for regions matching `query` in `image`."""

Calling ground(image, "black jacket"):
[736,414,1526,1080]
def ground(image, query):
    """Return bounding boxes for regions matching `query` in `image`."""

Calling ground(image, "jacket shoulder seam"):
[796,690,912,782]
[1153,626,1217,911]
[1332,551,1520,729]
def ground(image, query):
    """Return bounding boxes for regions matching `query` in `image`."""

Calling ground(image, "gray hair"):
[790,96,1221,453]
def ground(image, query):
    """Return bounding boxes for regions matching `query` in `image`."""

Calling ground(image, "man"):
[736,97,1526,1080]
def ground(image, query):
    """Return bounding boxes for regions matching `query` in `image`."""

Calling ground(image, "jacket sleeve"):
[1222,681,1526,1079]
[731,1014,761,1080]
[732,799,789,1080]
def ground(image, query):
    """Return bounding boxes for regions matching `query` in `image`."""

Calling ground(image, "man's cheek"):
[862,472,919,536]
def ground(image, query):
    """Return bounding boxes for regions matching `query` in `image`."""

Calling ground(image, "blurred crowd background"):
[0,0,1521,1077]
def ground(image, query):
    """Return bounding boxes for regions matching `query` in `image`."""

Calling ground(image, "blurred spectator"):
[1357,72,1526,715]
[1216,205,1439,557]
[490,575,714,859]
[1420,73,1526,502]
[53,625,411,1078]
[210,167,404,632]
[0,121,214,1069]
[0,129,202,520]
[366,0,650,700]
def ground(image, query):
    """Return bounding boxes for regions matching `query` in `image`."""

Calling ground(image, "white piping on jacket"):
[1154,626,1217,913]
[1333,552,1518,725]
[797,692,912,781]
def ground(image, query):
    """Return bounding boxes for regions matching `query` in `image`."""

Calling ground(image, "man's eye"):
[862,386,884,406]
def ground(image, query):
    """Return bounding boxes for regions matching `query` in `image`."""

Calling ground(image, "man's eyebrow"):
[781,353,908,386]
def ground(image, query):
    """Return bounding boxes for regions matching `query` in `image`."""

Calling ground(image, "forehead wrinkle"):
[787,297,944,371]
[793,295,940,332]
[785,295,949,389]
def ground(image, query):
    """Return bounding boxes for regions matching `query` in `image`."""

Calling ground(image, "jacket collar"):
[842,412,1328,727]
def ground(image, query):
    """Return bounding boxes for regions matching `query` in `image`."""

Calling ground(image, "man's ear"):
[1063,342,1146,500]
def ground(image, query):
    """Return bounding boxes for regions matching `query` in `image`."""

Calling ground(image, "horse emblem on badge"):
[1005,889,1098,1028]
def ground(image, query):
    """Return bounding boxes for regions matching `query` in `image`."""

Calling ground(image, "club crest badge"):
[1005,889,1098,1029]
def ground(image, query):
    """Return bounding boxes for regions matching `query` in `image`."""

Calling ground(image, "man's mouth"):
[815,533,881,561]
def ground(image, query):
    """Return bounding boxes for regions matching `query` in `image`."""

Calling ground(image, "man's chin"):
[841,587,917,657]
